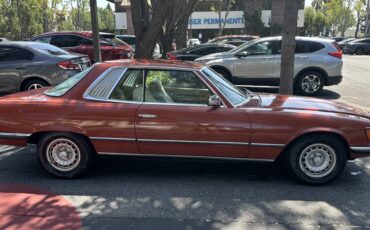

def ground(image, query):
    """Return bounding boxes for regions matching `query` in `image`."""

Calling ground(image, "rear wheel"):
[38,133,95,178]
[295,71,324,96]
[285,134,347,185]
[22,79,48,91]
[355,48,364,55]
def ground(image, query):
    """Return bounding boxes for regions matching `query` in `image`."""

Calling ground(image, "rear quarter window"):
[307,41,325,52]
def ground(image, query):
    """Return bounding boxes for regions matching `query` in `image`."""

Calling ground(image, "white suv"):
[196,36,343,95]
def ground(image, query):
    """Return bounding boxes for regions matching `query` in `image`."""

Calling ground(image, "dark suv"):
[31,32,133,62]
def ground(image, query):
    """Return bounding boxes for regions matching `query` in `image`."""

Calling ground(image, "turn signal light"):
[366,129,370,142]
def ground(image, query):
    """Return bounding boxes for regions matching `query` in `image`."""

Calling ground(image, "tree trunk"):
[130,0,172,59]
[42,0,49,33]
[279,0,302,95]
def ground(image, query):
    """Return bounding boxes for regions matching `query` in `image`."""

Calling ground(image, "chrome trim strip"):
[90,137,136,142]
[350,147,370,154]
[137,139,250,146]
[0,132,31,139]
[250,143,286,147]
[98,152,274,162]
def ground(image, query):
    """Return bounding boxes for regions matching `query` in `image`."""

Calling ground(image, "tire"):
[212,67,232,82]
[37,133,95,178]
[355,48,364,55]
[294,71,324,96]
[285,134,347,185]
[22,79,48,91]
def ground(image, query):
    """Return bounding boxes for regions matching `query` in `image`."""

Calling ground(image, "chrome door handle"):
[138,114,157,119]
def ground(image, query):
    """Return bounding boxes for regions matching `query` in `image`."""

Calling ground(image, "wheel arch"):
[19,76,50,91]
[277,131,351,162]
[28,131,96,153]
[295,67,329,85]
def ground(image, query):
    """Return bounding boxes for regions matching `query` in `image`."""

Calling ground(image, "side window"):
[194,47,218,55]
[33,36,52,44]
[295,41,307,53]
[0,47,33,61]
[144,70,212,105]
[246,41,274,55]
[109,69,144,102]
[218,46,233,52]
[78,37,93,46]
[51,35,80,47]
[307,41,325,52]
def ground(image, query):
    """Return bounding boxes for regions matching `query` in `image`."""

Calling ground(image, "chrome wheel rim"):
[28,83,44,91]
[301,75,321,93]
[46,138,81,172]
[299,143,337,178]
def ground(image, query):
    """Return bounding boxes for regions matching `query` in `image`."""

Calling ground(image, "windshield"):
[44,67,92,97]
[30,43,69,55]
[227,39,258,54]
[202,68,247,106]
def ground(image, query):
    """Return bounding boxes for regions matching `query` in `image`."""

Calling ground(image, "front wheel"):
[286,135,347,185]
[295,71,324,96]
[38,133,95,178]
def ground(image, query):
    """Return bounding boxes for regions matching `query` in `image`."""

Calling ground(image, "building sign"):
[188,11,245,30]
[261,10,304,27]
[115,12,127,30]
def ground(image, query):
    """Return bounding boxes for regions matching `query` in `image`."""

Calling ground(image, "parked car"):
[0,38,10,42]
[0,59,369,184]
[31,31,133,62]
[208,35,258,44]
[116,35,162,59]
[187,38,201,47]
[196,36,343,96]
[342,38,370,55]
[337,38,356,49]
[166,43,235,61]
[0,42,90,94]
[330,37,346,42]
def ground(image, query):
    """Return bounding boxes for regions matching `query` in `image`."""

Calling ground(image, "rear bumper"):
[326,75,343,86]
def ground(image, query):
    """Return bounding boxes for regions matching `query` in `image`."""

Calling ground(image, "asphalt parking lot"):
[0,55,370,230]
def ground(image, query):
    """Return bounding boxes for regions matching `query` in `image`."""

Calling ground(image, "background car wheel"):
[212,67,232,82]
[355,48,364,55]
[38,133,95,178]
[295,71,324,96]
[285,134,347,185]
[22,79,48,91]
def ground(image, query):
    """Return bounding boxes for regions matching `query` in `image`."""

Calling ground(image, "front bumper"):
[326,75,343,86]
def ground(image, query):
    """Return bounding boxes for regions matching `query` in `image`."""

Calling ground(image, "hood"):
[195,52,233,61]
[256,93,369,118]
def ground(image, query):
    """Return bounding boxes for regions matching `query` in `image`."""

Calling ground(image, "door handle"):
[138,114,158,119]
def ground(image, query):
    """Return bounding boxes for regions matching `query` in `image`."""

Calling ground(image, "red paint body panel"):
[0,60,369,161]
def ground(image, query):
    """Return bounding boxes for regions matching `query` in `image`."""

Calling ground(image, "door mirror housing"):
[236,51,249,58]
[208,95,221,107]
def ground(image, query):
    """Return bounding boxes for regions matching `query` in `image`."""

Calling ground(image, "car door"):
[135,68,251,158]
[363,39,370,54]
[233,41,276,82]
[0,46,34,93]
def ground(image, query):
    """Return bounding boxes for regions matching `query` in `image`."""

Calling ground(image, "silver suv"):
[195,36,343,95]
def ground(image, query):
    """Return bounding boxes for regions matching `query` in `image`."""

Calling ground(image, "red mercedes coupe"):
[0,60,369,184]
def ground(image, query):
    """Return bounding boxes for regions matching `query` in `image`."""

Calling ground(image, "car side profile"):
[167,43,236,61]
[31,31,133,62]
[196,36,343,96]
[0,60,369,185]
[0,42,90,94]
[342,38,370,55]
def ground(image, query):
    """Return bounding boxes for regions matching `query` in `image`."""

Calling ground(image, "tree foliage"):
[0,0,115,40]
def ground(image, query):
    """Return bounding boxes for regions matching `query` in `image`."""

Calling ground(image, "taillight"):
[57,60,81,70]
[328,50,342,59]
[167,52,176,60]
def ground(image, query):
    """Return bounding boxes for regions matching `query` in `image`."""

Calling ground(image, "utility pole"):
[365,0,370,37]
[90,0,102,62]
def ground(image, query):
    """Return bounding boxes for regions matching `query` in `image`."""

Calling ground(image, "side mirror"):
[236,51,249,58]
[208,95,221,107]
